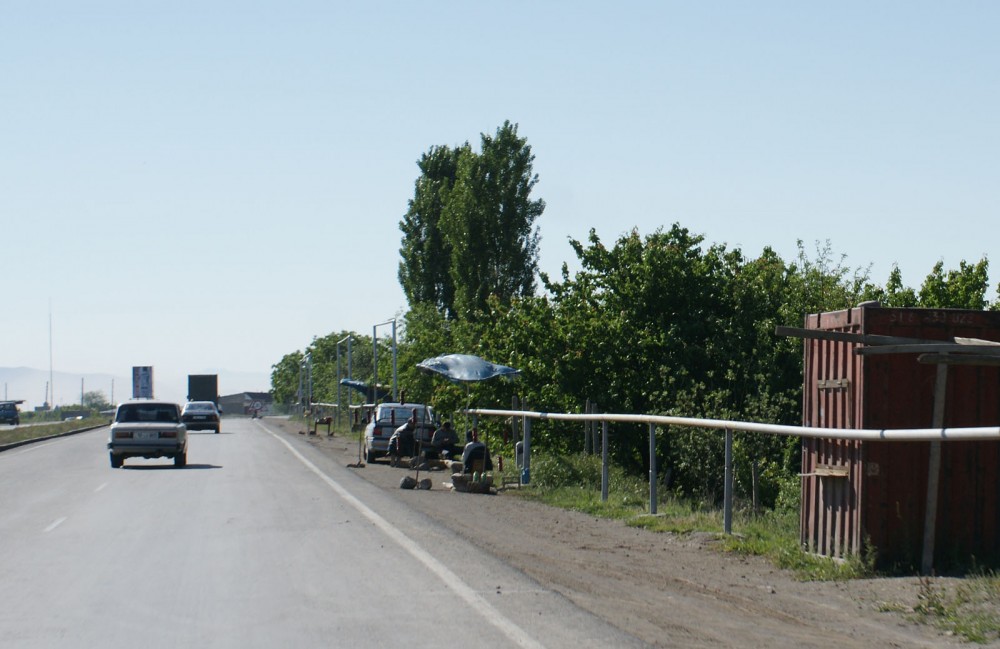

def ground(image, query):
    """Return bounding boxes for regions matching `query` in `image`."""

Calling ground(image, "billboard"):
[132,366,154,399]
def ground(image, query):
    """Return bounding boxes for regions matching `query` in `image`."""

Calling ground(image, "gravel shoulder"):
[265,417,991,649]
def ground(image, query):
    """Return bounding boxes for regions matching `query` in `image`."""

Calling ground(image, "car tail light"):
[160,431,177,438]
[115,431,133,439]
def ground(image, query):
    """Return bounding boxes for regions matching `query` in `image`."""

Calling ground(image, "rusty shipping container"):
[801,306,1000,571]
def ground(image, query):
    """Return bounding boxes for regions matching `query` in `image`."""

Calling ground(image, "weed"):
[909,573,1000,643]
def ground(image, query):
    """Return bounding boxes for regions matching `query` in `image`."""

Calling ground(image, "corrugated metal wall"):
[801,308,864,559]
[801,307,1000,569]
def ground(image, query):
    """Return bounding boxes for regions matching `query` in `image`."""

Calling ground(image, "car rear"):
[182,400,221,433]
[363,403,435,462]
[108,401,188,468]
[0,403,19,425]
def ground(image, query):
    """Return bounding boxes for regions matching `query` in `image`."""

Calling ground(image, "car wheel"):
[365,446,377,464]
[174,451,187,468]
[110,453,123,468]
[215,425,220,434]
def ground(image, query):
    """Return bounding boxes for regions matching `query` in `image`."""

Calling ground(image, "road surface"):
[0,418,642,648]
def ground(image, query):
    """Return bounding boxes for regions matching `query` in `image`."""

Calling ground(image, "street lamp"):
[299,351,312,414]
[372,319,397,403]
[336,335,353,428]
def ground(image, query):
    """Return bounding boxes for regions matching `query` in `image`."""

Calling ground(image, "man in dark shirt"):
[387,416,416,463]
[461,429,493,473]
[431,421,461,459]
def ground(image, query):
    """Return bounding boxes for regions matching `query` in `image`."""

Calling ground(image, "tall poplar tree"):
[398,144,464,318]
[399,122,545,322]
[442,121,545,321]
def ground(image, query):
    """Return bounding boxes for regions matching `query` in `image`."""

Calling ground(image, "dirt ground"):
[266,418,994,648]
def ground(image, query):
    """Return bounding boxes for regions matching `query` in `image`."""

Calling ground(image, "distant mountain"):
[0,367,271,411]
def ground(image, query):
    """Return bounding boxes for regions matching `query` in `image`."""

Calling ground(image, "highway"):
[0,418,642,649]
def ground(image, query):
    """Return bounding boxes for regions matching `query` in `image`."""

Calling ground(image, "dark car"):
[181,400,221,433]
[0,402,20,426]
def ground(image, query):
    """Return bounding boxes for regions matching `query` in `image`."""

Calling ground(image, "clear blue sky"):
[3,1,998,409]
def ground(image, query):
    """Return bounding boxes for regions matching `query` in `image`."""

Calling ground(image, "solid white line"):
[260,424,547,649]
[44,517,67,533]
[2,440,62,457]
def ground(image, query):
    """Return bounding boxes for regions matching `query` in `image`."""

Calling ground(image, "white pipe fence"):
[465,407,1000,534]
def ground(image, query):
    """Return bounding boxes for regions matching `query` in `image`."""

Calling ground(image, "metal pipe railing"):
[464,408,1000,442]
[465,406,1000,531]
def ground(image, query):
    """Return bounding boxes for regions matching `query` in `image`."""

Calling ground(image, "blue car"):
[0,401,20,426]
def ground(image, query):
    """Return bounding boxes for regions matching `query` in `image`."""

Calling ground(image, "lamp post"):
[372,319,397,403]
[300,351,312,415]
[336,335,353,428]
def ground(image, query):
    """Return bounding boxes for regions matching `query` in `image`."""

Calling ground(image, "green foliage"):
[275,121,1000,537]
[521,451,650,518]
[398,144,463,319]
[918,258,990,309]
[441,121,544,322]
[270,350,304,405]
[83,390,112,410]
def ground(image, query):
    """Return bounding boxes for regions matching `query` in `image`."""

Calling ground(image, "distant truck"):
[187,374,219,408]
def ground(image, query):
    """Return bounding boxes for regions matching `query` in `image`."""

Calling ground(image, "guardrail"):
[464,407,1000,535]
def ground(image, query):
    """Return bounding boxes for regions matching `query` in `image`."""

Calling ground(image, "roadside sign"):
[132,366,154,399]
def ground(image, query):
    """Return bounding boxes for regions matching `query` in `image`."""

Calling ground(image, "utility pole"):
[49,301,54,409]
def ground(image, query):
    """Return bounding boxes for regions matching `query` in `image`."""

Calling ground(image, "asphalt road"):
[0,418,644,649]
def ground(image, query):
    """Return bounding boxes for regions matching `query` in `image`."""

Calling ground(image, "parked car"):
[0,401,20,426]
[108,400,187,468]
[363,402,436,463]
[181,400,221,433]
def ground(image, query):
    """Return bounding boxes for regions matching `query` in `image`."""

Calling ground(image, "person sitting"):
[430,421,461,460]
[461,429,493,474]
[386,416,416,465]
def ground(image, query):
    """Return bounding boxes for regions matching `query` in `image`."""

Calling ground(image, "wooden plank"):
[922,364,948,575]
[803,465,850,478]
[954,336,1000,346]
[857,343,1000,356]
[918,354,1000,367]
[775,326,934,346]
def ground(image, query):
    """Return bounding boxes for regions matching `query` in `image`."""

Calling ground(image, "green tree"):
[859,265,919,307]
[441,121,544,321]
[83,390,112,410]
[271,351,305,406]
[918,258,990,309]
[398,145,464,319]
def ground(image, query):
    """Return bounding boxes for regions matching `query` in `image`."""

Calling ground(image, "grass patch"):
[0,417,109,447]
[908,573,1000,643]
[721,508,874,581]
[514,450,872,581]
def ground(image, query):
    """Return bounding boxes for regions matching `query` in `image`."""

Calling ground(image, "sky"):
[3,1,998,410]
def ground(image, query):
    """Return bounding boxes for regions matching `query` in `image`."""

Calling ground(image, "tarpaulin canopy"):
[416,354,520,383]
[339,378,390,401]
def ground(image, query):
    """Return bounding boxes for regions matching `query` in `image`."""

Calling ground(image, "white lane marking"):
[95,482,108,493]
[44,517,67,533]
[3,440,62,457]
[260,424,547,649]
